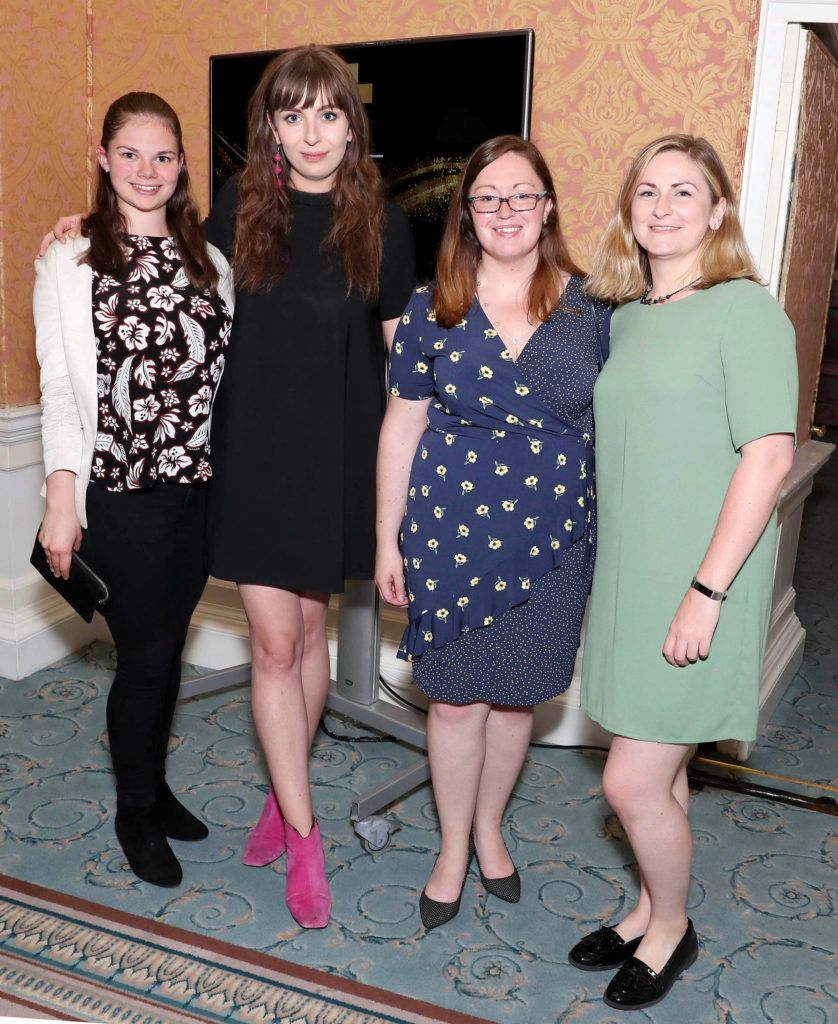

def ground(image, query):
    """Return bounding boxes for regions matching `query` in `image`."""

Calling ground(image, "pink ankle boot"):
[242,787,285,866]
[284,819,331,929]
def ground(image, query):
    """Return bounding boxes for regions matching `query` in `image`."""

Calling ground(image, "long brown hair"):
[586,134,758,303]
[233,44,384,297]
[80,92,219,292]
[433,135,583,328]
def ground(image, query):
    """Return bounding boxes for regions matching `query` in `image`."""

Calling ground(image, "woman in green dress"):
[572,135,797,1010]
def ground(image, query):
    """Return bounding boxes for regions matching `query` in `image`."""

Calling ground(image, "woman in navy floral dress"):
[376,136,608,929]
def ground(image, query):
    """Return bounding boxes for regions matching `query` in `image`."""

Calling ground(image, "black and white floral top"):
[92,235,231,490]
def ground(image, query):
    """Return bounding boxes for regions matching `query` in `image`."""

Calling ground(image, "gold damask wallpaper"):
[1,0,761,407]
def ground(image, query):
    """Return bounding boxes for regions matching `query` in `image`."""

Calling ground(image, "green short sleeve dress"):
[581,279,798,743]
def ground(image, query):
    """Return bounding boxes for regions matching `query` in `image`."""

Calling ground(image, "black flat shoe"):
[568,926,642,971]
[419,840,474,930]
[604,920,699,1010]
[115,805,183,887]
[155,781,209,841]
[474,840,520,903]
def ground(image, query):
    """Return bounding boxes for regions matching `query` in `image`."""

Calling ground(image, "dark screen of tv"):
[210,31,534,280]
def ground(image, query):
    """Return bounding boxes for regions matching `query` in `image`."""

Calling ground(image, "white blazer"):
[33,235,235,526]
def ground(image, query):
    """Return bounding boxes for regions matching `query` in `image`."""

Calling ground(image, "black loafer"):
[604,920,699,1010]
[155,781,209,841]
[569,926,642,971]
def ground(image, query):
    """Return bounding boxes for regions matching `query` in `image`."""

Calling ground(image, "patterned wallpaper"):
[1,0,761,407]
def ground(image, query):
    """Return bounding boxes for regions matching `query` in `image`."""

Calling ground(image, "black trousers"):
[83,482,208,807]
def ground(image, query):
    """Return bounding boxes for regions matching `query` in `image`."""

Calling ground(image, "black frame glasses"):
[466,190,549,213]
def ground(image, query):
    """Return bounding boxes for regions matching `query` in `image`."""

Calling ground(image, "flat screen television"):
[210,31,534,280]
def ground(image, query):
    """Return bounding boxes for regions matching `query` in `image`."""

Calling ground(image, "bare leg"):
[424,699,491,902]
[240,585,314,836]
[472,704,534,876]
[602,737,693,972]
[298,591,330,746]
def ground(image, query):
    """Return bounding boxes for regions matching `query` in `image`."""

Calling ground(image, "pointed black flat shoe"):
[419,840,474,931]
[604,920,699,1010]
[155,781,209,842]
[568,926,643,971]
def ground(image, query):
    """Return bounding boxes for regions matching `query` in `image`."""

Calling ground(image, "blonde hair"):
[586,134,758,304]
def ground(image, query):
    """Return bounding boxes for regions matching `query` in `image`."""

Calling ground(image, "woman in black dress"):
[205,46,415,928]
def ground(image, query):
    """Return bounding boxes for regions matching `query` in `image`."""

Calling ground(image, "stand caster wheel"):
[354,815,399,854]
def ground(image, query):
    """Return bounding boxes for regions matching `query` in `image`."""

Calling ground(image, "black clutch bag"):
[30,534,110,623]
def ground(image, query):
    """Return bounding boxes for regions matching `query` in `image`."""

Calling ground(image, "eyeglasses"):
[466,191,549,214]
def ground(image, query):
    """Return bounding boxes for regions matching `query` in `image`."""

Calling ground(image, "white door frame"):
[740,0,838,291]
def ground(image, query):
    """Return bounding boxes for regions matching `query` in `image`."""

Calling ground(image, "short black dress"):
[389,278,606,705]
[204,177,416,594]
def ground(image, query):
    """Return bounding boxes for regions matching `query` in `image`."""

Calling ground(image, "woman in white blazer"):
[35,92,234,888]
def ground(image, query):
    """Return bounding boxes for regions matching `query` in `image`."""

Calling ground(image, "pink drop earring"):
[273,143,283,186]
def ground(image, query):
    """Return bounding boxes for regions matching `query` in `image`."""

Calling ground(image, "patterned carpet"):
[0,439,835,1024]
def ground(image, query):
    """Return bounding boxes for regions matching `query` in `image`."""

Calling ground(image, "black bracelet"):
[691,576,727,601]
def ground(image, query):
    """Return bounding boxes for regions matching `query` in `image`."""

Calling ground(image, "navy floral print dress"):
[389,278,607,705]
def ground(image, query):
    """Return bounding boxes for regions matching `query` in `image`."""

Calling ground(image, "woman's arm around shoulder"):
[206,243,235,314]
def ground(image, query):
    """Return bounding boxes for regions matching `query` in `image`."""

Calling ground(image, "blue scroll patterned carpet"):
[1,444,836,1024]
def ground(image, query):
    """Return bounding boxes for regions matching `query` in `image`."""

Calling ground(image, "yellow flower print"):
[421,484,431,497]
[484,328,498,338]
[444,383,457,397]
[530,545,540,557]
[408,590,415,602]
[495,579,507,592]
[551,537,561,550]
[401,312,411,325]
[484,615,494,625]
[455,318,467,330]
[469,576,481,587]
[515,383,530,396]
[460,418,473,426]
[556,453,567,466]
[457,524,470,537]
[426,311,436,323]
[409,519,418,533]
[492,430,507,439]
[478,396,493,408]
[436,465,446,480]
[502,499,517,511]
[580,461,587,479]
[529,438,542,454]
[520,577,531,590]
[524,475,538,489]
[428,538,439,551]
[465,450,477,464]
[564,519,573,532]
[454,553,468,565]
[457,596,470,608]
[583,431,591,443]
[394,341,404,355]
[426,578,438,591]
[412,557,422,569]
[523,516,537,529]
[444,433,455,446]
[390,385,400,397]
[433,340,445,350]
[433,505,445,518]
[506,414,521,425]
[461,480,474,495]
[420,446,428,460]
[476,504,490,517]
[577,496,585,508]
[436,608,449,620]
[528,417,543,428]
[488,537,502,550]
[449,350,464,363]
[495,463,509,476]
[554,483,566,497]
[500,350,513,361]
[415,361,428,374]
[423,630,433,642]
[409,486,418,500]
[478,365,493,379]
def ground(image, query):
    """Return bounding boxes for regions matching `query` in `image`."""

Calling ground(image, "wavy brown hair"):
[233,44,384,297]
[586,134,758,303]
[433,135,583,328]
[80,92,219,292]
